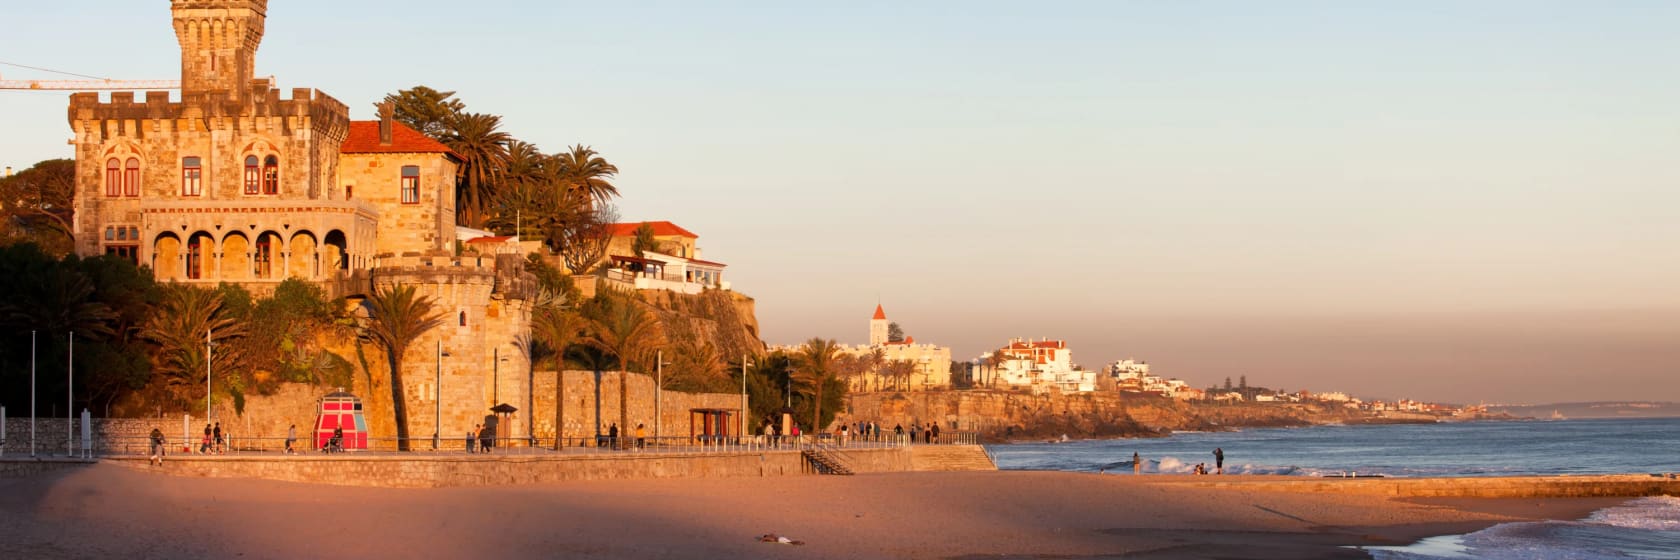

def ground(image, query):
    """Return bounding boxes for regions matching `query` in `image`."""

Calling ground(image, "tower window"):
[105,159,121,197]
[458,311,467,327]
[123,158,140,197]
[401,166,420,204]
[244,156,260,194]
[181,157,202,196]
[262,156,279,195]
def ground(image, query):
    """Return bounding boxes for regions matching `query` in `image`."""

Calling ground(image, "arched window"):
[262,155,279,195]
[123,158,140,197]
[458,311,467,327]
[400,166,420,204]
[181,157,202,196]
[105,159,121,196]
[244,156,260,194]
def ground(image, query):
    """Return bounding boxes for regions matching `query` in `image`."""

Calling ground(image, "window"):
[400,166,420,204]
[105,159,121,196]
[104,227,115,241]
[186,239,202,280]
[262,156,279,195]
[105,245,138,265]
[244,156,260,194]
[255,238,272,278]
[123,158,140,197]
[458,311,467,326]
[181,157,202,196]
[345,185,353,199]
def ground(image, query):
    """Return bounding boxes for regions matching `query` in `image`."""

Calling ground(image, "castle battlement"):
[69,87,348,136]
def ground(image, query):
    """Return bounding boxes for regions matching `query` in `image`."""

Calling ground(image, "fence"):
[91,430,982,458]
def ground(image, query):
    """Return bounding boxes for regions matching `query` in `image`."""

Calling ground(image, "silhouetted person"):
[1214,448,1225,475]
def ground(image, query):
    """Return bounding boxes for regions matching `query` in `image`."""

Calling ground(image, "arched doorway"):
[153,232,183,281]
[254,230,284,279]
[186,231,215,280]
[220,232,251,281]
[323,230,349,273]
[289,231,319,279]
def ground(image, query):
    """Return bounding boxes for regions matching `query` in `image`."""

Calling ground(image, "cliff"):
[843,390,1385,441]
[639,289,764,361]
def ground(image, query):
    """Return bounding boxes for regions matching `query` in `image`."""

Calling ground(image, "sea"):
[986,417,1680,559]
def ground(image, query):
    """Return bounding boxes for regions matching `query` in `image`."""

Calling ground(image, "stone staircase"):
[801,448,855,475]
[910,445,997,472]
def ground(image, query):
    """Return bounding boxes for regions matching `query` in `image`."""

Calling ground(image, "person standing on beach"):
[149,428,166,466]
[1133,452,1141,474]
[1214,448,1225,474]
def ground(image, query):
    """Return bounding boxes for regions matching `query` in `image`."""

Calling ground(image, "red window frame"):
[123,158,140,197]
[105,159,121,196]
[400,166,420,204]
[181,157,202,196]
[244,156,260,194]
[262,156,279,195]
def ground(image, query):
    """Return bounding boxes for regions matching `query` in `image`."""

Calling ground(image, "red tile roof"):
[606,221,698,238]
[341,121,459,159]
[465,236,514,244]
[872,304,887,320]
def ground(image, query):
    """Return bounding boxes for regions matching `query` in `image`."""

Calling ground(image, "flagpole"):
[67,333,73,457]
[30,330,37,457]
[206,328,212,422]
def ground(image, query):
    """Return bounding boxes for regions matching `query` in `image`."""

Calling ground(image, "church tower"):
[172,0,267,101]
[869,304,889,346]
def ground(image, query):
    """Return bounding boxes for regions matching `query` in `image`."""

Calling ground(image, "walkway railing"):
[72,429,981,459]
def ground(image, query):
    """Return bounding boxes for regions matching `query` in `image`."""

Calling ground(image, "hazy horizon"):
[3,1,1675,404]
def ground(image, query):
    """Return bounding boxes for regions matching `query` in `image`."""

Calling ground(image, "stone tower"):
[172,0,268,101]
[869,304,889,346]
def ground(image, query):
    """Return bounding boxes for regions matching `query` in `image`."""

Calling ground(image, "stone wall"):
[104,447,915,488]
[339,151,456,256]
[1,417,159,455]
[531,370,743,445]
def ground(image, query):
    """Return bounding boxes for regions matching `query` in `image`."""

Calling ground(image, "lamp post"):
[206,328,212,424]
[432,340,447,450]
[30,330,36,457]
[654,350,670,444]
[740,355,751,444]
[66,333,73,457]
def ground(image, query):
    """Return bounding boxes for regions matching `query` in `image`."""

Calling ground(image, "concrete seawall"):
[1148,474,1680,498]
[94,446,961,488]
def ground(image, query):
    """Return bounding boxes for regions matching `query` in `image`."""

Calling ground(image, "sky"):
[2,1,1676,404]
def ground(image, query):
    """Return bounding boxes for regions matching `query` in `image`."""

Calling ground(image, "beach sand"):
[0,464,1624,559]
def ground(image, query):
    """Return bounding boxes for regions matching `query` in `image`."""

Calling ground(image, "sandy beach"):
[0,463,1629,559]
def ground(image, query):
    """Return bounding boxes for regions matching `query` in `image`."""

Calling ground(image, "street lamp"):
[740,355,752,444]
[432,340,450,450]
[654,349,671,445]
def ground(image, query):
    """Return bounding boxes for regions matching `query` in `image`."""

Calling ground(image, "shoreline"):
[1,464,1663,559]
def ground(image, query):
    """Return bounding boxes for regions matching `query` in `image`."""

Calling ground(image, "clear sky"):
[3,1,1676,404]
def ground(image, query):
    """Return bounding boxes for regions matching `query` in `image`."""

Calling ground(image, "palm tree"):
[792,337,841,434]
[362,285,446,452]
[531,294,583,450]
[866,347,886,392]
[553,145,620,208]
[442,112,513,228]
[140,285,242,407]
[582,293,665,449]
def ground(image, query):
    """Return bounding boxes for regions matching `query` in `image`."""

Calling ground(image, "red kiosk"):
[314,391,369,451]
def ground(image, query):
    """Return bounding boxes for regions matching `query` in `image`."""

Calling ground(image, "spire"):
[872,304,887,320]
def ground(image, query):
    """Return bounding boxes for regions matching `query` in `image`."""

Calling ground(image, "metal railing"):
[89,429,981,459]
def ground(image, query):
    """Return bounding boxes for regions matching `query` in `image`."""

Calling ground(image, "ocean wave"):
[1369,497,1680,560]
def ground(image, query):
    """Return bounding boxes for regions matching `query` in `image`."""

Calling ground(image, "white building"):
[988,338,1098,393]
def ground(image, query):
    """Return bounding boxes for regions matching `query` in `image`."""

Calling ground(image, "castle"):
[67,1,535,442]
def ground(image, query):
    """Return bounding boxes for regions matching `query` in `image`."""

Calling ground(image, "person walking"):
[635,423,646,449]
[1214,447,1225,475]
[1132,451,1142,474]
[212,422,223,454]
[468,425,479,453]
[608,423,619,449]
[200,424,212,454]
[148,428,167,466]
[285,424,297,455]
[930,423,941,444]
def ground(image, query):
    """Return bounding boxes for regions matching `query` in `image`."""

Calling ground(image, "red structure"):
[314,391,369,451]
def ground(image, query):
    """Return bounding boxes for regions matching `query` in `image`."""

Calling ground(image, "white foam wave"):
[1587,495,1680,532]
[1144,456,1297,475]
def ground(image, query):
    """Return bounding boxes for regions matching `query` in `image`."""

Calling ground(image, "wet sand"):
[0,464,1626,559]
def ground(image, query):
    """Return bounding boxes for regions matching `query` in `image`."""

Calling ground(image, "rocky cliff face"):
[843,390,1370,440]
[640,289,764,360]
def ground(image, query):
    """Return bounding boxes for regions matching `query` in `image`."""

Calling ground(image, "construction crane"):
[0,72,180,90]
